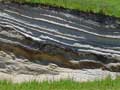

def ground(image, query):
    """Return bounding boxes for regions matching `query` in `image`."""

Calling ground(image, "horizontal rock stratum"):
[0,2,120,74]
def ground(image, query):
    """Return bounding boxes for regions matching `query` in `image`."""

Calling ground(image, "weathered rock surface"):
[0,2,120,82]
[0,51,119,83]
[104,63,120,72]
[1,25,118,70]
[0,51,59,75]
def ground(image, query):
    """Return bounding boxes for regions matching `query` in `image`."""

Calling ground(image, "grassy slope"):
[10,0,120,18]
[0,77,120,90]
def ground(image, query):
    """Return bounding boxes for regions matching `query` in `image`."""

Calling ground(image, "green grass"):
[6,0,120,18]
[0,77,120,90]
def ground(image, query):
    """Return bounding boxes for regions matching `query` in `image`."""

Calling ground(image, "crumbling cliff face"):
[0,2,120,72]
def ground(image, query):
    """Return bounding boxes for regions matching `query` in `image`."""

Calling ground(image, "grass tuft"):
[0,77,120,90]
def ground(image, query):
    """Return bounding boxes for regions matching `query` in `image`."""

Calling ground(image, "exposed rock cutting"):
[0,51,120,83]
[0,2,120,73]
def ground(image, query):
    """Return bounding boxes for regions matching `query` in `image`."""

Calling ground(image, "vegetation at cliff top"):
[0,77,120,90]
[4,0,120,18]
